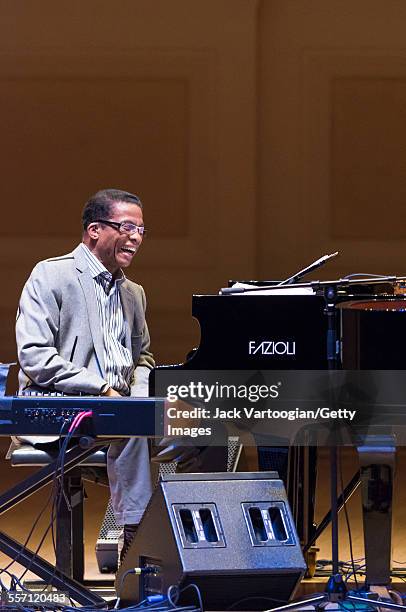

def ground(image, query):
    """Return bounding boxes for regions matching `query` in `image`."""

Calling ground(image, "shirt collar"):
[80,243,125,285]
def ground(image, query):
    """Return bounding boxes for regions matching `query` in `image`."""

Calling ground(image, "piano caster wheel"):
[304,546,319,578]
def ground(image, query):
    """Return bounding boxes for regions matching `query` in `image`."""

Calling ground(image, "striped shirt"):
[81,243,133,395]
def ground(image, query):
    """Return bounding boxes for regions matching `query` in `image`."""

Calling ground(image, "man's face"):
[88,201,144,275]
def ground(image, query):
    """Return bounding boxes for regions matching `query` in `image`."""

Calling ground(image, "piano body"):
[151,278,405,554]
[152,290,329,546]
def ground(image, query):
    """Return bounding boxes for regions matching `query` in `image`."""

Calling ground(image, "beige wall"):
[1,0,406,369]
[0,0,258,367]
[258,0,406,280]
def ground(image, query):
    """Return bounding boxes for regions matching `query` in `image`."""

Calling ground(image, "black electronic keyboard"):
[0,396,164,437]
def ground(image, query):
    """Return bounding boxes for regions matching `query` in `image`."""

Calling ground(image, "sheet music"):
[229,282,315,296]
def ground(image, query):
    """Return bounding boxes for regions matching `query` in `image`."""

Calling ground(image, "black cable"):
[0,423,69,578]
[1,418,72,581]
[36,427,78,589]
[345,563,366,584]
[142,607,200,612]
[0,486,54,576]
[0,568,33,593]
[36,413,93,592]
[339,447,358,589]
[115,568,138,608]
[18,418,83,588]
[61,604,108,612]
[17,419,74,584]
[342,273,393,279]
[115,579,203,612]
[177,585,203,612]
[226,595,289,610]
[168,584,203,611]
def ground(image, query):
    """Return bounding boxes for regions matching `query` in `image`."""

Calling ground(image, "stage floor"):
[0,440,405,591]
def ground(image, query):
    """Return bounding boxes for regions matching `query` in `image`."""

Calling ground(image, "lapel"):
[119,283,135,351]
[73,244,105,376]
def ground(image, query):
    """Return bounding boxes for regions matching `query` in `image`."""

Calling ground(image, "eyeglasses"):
[94,219,147,236]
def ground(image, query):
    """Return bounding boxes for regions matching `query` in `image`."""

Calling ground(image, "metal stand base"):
[0,440,110,606]
[264,575,406,612]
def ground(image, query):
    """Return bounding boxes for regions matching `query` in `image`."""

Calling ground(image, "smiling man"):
[16,188,155,561]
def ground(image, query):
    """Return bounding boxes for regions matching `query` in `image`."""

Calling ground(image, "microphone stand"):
[277,253,339,286]
[220,252,340,294]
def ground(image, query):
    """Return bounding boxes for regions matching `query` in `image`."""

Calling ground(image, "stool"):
[8,441,108,583]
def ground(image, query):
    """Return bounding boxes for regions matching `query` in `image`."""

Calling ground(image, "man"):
[16,188,154,558]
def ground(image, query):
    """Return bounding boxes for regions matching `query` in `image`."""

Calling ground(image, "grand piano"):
[150,273,406,570]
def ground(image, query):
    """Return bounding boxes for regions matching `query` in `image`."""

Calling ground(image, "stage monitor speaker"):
[96,437,243,573]
[116,472,306,610]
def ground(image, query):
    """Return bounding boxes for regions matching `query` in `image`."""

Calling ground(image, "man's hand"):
[102,387,121,397]
[151,436,202,470]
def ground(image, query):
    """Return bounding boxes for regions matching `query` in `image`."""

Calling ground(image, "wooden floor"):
[0,440,405,589]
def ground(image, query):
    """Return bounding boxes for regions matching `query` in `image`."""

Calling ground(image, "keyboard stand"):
[0,438,110,606]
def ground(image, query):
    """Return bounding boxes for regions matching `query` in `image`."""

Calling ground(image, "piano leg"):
[357,436,396,587]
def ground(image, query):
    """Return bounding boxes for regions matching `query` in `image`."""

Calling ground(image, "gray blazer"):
[16,244,155,396]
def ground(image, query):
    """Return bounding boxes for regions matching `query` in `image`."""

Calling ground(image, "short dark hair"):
[82,189,143,230]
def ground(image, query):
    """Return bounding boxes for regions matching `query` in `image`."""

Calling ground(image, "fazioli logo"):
[248,340,296,356]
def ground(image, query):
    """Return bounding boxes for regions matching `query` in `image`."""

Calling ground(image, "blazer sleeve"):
[130,285,155,397]
[16,263,108,394]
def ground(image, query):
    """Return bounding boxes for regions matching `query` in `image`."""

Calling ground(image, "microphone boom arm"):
[277,252,339,286]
